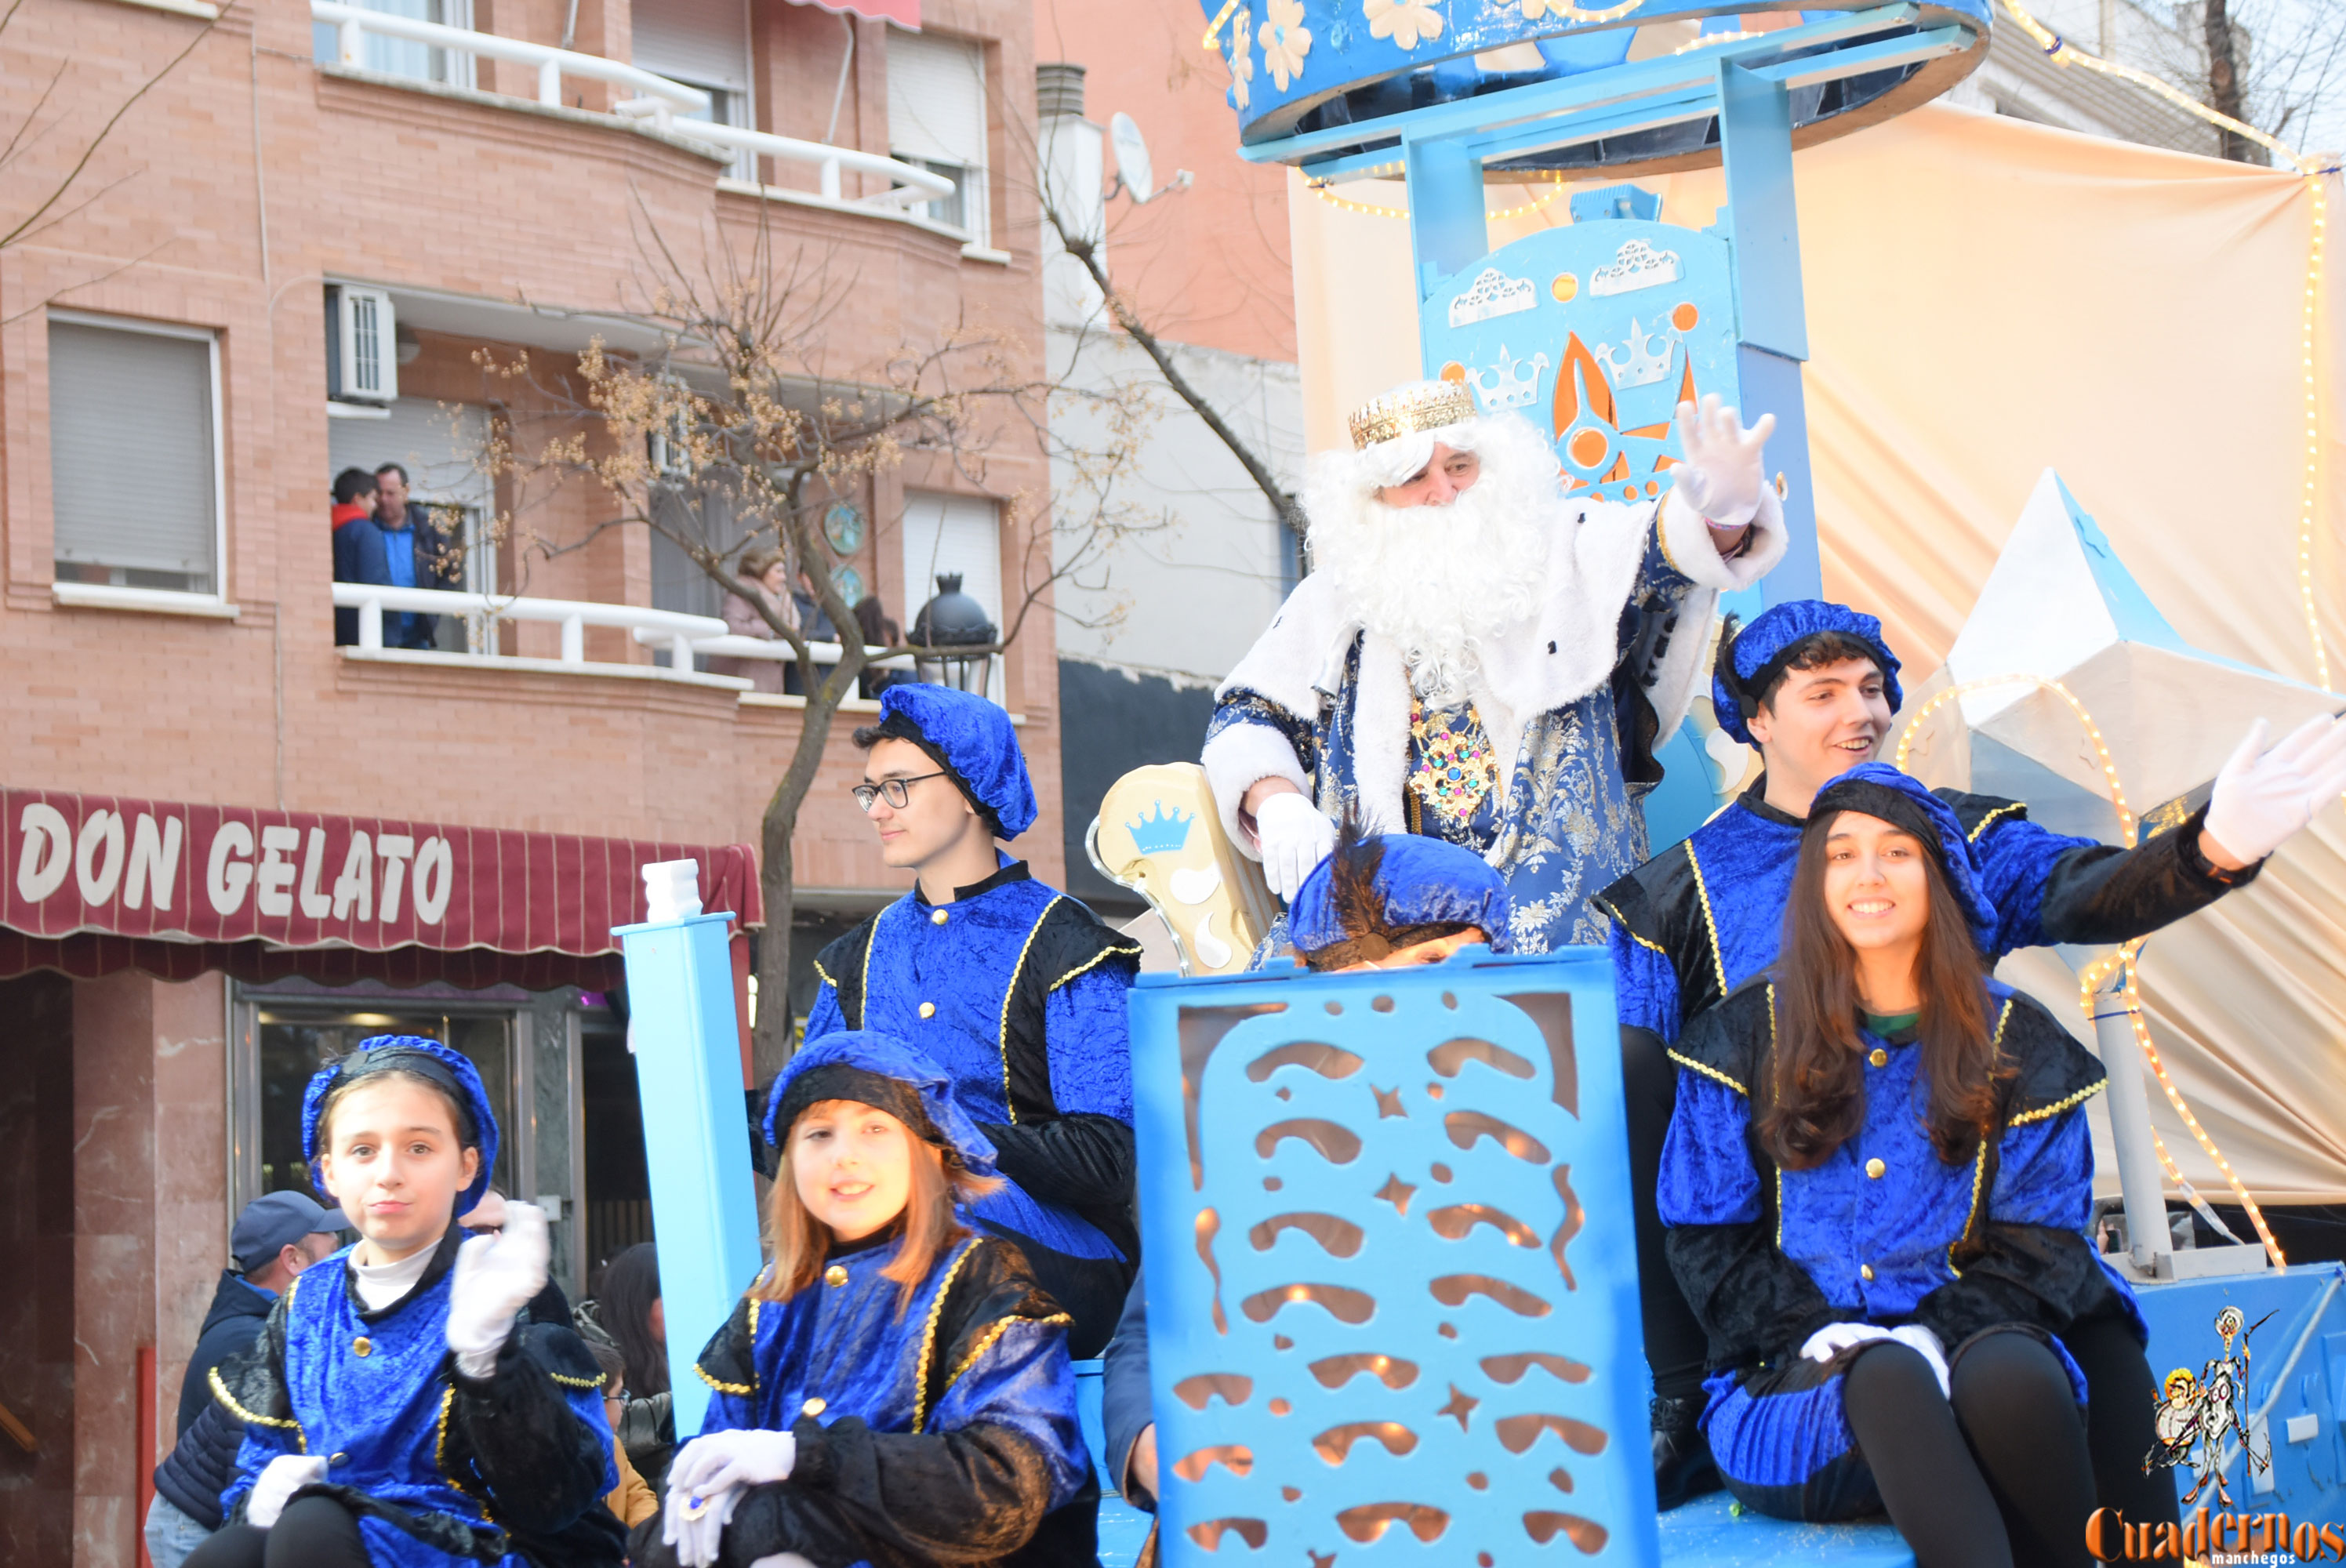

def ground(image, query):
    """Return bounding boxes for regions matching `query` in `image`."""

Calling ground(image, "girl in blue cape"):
[1660,766,2178,1563]
[191,1037,621,1568]
[639,1029,1095,1568]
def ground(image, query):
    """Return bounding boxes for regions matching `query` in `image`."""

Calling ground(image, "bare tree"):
[478,203,1156,1080]
[2139,0,2346,162]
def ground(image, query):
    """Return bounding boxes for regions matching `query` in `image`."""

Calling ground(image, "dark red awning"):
[0,788,760,991]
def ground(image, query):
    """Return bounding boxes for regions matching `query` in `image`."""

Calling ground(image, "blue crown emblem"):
[1125,803,1195,856]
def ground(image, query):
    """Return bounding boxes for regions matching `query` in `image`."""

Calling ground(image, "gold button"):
[1865,1157,1886,1180]
[1860,1264,1876,1282]
[802,1396,827,1417]
[1868,1048,1888,1069]
[931,909,948,925]
[918,1002,935,1018]
[353,1337,372,1357]
[824,1265,848,1287]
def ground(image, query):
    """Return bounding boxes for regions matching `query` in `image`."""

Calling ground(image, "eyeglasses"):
[852,771,950,811]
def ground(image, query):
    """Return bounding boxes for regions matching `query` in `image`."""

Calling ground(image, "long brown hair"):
[753,1099,1003,1316]
[1756,811,2003,1171]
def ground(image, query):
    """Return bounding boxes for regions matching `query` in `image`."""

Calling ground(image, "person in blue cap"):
[1592,598,2346,1505]
[1661,765,2177,1562]
[808,683,1142,1357]
[637,1029,1093,1568]
[189,1036,621,1568]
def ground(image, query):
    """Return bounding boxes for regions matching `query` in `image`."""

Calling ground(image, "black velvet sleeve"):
[445,1323,616,1535]
[2034,805,2254,946]
[980,1114,1136,1210]
[1666,1220,1844,1371]
[1909,1225,2141,1348]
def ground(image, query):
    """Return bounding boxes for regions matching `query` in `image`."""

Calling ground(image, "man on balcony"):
[332,461,462,648]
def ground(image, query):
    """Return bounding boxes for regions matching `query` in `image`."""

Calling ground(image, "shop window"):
[580,1023,653,1275]
[244,1005,517,1210]
[48,314,223,598]
[888,31,989,243]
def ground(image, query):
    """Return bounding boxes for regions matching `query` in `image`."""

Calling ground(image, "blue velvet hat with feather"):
[1808,763,1997,952]
[1289,827,1513,960]
[862,684,1037,840]
[764,1029,1000,1179]
[300,1035,500,1215]
[1712,599,1904,746]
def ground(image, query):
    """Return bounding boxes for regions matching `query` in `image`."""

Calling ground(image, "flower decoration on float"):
[1258,0,1312,89]
[1364,0,1443,51]
[1226,8,1255,111]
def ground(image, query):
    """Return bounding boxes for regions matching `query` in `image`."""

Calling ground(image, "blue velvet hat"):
[764,1030,1000,1179]
[1712,600,1904,746]
[300,1035,499,1215]
[868,684,1038,840]
[1808,764,1996,952]
[1289,832,1513,957]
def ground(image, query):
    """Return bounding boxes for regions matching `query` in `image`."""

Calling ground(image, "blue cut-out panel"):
[1422,220,1738,512]
[1129,947,1658,1566]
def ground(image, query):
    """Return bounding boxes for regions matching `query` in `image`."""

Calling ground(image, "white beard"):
[1302,413,1559,709]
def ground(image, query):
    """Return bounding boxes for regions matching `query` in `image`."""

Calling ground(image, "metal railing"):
[332,583,728,670]
[628,629,921,672]
[310,1,954,211]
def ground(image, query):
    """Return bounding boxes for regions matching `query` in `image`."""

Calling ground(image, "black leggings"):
[1843,1321,2179,1568]
[1623,1025,1710,1401]
[183,1497,373,1568]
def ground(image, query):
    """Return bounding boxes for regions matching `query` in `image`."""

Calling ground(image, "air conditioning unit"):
[326,285,398,405]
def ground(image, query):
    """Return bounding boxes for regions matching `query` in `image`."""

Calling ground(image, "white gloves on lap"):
[1799,1321,1950,1399]
[2203,714,2346,866]
[663,1431,798,1568]
[663,1481,741,1568]
[247,1454,328,1529]
[1254,791,1338,903]
[1670,394,1777,530]
[446,1202,550,1378]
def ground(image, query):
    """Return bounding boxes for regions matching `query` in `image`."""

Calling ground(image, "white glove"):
[1886,1324,1952,1399]
[246,1453,328,1529]
[750,1558,818,1568]
[2203,714,2346,866]
[662,1480,742,1568]
[1670,394,1777,529]
[669,1428,798,1495]
[446,1200,550,1378]
[1254,790,1338,903]
[1799,1321,1894,1365]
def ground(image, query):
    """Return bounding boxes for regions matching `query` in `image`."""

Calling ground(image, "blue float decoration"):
[1129,947,1656,1564]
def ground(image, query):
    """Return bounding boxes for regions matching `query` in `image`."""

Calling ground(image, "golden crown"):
[1347,379,1477,449]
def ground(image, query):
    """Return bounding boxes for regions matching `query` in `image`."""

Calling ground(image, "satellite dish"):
[1109,111,1155,204]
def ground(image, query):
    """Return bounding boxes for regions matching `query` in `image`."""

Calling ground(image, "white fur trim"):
[1657,485,1788,591]
[1351,633,1412,834]
[1201,718,1309,859]
[1648,591,1719,739]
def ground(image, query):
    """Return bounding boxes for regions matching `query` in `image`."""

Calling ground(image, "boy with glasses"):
[808,684,1142,1355]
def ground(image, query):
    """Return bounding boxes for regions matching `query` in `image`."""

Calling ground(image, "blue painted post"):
[1717,60,1822,603]
[615,885,764,1436]
[1404,136,1489,305]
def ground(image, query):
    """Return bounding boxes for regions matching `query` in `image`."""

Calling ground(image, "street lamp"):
[909,572,997,695]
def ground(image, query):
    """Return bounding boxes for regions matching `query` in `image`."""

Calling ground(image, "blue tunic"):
[1210,524,1702,954]
[214,1233,618,1567]
[1594,781,2246,1047]
[809,860,1139,1267]
[1658,979,2143,1520]
[688,1232,1095,1566]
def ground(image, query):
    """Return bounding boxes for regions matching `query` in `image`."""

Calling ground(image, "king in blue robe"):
[1202,381,1787,955]
[808,684,1141,1356]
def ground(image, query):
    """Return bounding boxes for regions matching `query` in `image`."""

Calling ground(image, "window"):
[631,0,756,182]
[328,396,496,649]
[888,31,989,242]
[49,314,223,597]
[902,488,1001,696]
[310,0,476,88]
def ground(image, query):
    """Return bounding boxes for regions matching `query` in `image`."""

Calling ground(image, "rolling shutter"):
[49,320,218,590]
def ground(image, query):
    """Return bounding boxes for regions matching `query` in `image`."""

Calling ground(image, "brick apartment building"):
[0,0,1062,1556]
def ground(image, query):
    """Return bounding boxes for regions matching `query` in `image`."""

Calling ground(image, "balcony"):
[308,1,961,236]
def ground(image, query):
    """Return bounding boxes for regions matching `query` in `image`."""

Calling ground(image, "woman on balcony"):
[714,548,797,695]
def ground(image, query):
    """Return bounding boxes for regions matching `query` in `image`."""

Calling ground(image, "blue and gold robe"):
[674,1232,1095,1567]
[212,1226,620,1566]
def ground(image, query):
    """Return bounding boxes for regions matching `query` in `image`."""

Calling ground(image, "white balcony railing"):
[310,1,955,212]
[629,629,921,671]
[333,583,728,671]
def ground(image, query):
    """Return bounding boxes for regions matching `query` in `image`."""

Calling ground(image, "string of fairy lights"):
[1898,677,2287,1268]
